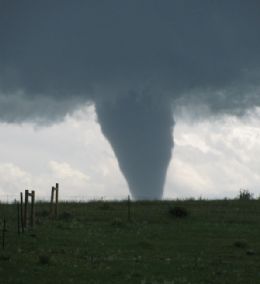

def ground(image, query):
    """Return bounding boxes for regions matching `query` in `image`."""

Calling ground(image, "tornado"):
[95,95,174,200]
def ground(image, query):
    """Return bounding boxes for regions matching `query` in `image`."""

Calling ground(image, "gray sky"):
[1,1,260,200]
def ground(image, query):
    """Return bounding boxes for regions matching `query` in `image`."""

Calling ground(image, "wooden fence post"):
[55,183,59,219]
[22,190,36,229]
[49,184,59,219]
[51,187,54,205]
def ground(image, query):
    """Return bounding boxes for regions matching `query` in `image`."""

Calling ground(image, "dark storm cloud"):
[1,0,260,116]
[1,0,260,198]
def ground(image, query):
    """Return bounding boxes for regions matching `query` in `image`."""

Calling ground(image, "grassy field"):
[0,199,260,284]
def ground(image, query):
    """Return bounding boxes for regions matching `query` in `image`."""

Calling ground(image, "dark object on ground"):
[0,254,10,261]
[169,206,188,218]
[38,254,51,265]
[233,240,247,248]
[246,249,256,256]
[238,189,254,200]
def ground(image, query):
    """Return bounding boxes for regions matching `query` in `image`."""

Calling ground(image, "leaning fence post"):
[51,187,54,205]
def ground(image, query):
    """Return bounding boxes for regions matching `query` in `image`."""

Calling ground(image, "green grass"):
[0,199,260,283]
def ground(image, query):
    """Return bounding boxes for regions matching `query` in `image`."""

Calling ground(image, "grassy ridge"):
[0,199,260,284]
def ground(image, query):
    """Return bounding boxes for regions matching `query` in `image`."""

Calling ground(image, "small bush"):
[246,249,256,256]
[0,254,10,261]
[233,240,247,248]
[38,254,51,265]
[238,189,254,200]
[169,206,188,218]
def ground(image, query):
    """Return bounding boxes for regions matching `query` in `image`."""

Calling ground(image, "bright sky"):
[1,105,260,202]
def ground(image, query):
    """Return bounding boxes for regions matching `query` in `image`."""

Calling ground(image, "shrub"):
[169,206,188,218]
[0,254,10,261]
[38,254,51,265]
[233,240,247,248]
[238,189,254,200]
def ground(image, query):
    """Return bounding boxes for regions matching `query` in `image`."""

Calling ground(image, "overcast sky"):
[1,1,260,201]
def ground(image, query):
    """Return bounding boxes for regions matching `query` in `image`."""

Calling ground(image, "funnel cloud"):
[96,95,174,199]
[1,1,260,199]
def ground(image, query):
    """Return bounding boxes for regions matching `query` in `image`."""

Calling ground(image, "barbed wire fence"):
[0,193,185,203]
